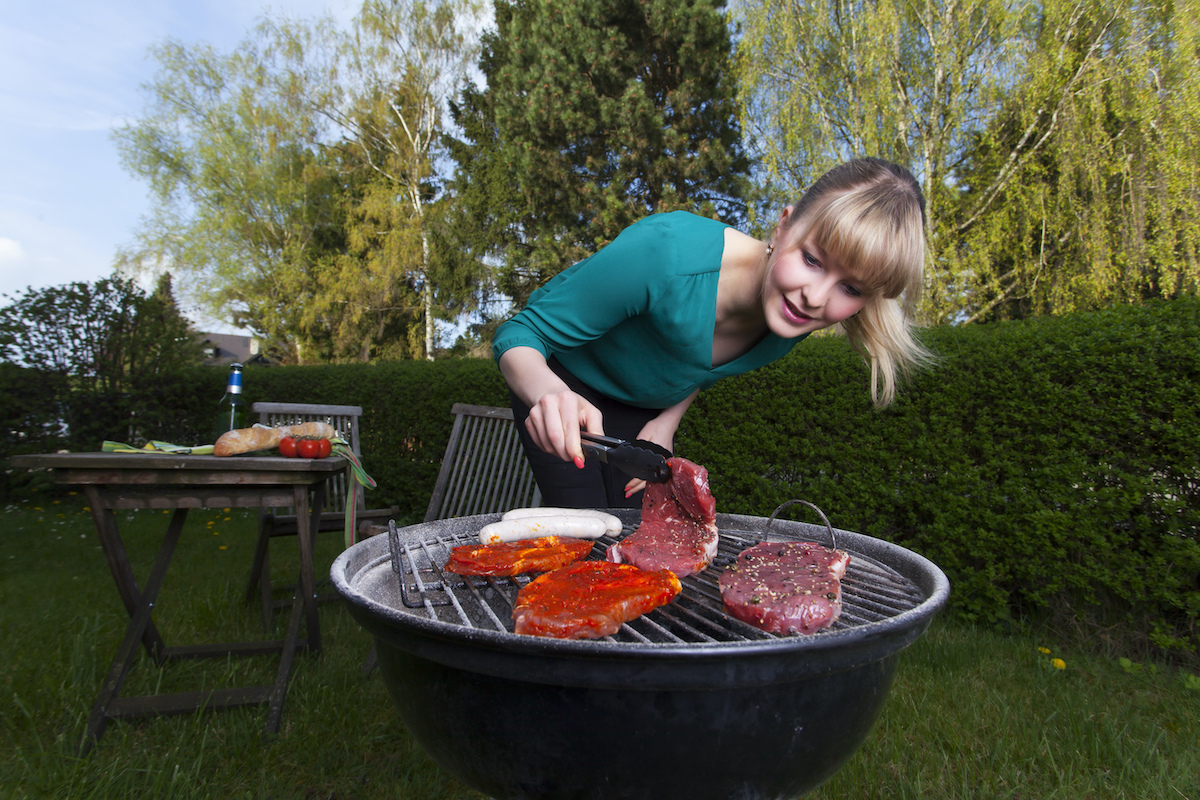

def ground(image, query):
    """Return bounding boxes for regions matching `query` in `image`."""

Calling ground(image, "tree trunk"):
[423,231,434,360]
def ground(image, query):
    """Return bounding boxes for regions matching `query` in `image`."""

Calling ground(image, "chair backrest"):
[424,403,541,521]
[253,401,363,514]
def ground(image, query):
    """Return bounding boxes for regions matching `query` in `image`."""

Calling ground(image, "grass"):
[1,495,1198,800]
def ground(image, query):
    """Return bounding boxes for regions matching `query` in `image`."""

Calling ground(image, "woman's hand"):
[526,388,604,467]
[500,347,604,467]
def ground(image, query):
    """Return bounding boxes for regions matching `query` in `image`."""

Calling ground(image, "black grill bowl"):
[332,511,949,800]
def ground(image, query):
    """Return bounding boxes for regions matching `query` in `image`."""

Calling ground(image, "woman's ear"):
[773,205,795,242]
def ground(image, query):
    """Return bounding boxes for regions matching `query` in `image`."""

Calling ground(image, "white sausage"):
[479,516,609,545]
[501,507,622,535]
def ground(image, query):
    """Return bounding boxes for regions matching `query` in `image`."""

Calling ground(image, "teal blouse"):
[491,211,807,409]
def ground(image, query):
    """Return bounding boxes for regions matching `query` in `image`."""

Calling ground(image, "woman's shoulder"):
[614,211,730,273]
[625,210,731,236]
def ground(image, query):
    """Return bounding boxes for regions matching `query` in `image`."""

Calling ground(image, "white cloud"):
[0,237,25,264]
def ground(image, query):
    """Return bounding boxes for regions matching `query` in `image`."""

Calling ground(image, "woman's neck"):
[712,228,770,366]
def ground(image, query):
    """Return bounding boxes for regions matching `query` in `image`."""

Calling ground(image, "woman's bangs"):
[805,193,923,299]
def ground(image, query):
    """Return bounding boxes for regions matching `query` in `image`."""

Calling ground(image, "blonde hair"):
[788,158,934,407]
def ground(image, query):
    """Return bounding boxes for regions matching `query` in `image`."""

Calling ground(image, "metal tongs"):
[580,432,673,483]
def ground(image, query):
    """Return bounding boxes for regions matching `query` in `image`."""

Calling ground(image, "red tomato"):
[278,437,299,458]
[297,438,321,459]
[317,438,332,458]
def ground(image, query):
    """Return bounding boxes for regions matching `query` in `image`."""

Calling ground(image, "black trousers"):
[510,357,664,509]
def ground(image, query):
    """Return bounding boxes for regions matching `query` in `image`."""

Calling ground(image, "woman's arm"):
[499,346,604,465]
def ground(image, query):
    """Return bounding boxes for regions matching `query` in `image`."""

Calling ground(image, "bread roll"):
[214,422,336,456]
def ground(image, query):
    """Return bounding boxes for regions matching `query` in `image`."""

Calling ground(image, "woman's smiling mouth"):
[782,296,812,326]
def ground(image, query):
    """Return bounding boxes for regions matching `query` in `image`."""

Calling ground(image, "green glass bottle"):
[215,362,246,439]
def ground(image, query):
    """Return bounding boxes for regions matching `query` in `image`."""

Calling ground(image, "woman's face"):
[762,208,870,337]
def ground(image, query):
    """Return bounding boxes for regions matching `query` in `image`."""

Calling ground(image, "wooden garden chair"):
[424,403,542,521]
[245,401,397,629]
[362,402,540,675]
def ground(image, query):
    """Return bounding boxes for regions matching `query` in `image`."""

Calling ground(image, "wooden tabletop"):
[8,452,349,493]
[9,452,346,472]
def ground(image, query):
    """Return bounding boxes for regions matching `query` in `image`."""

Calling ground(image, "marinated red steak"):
[443,536,594,577]
[513,560,682,639]
[607,457,718,577]
[718,541,851,635]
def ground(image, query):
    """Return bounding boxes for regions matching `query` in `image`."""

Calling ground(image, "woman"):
[493,157,932,508]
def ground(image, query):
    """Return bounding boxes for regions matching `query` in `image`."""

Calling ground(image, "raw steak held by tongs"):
[718,541,851,635]
[607,457,718,577]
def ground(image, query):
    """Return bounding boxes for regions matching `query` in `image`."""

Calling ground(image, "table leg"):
[85,486,168,657]
[80,506,188,755]
[263,570,307,739]
[294,483,324,654]
[261,483,326,739]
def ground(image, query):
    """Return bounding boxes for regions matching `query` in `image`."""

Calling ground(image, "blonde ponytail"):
[841,296,934,407]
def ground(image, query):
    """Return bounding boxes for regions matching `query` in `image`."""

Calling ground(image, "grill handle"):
[766,500,838,551]
[387,519,402,574]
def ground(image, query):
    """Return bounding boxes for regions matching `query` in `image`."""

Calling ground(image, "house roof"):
[200,332,264,366]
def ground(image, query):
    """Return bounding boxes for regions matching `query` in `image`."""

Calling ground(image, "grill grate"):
[388,522,925,644]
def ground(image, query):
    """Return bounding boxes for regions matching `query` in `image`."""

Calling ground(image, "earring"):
[765,243,774,256]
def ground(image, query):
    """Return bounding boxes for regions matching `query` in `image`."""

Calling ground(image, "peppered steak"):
[718,541,851,635]
[606,457,718,577]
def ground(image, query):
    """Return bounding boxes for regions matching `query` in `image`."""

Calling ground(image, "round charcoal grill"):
[333,507,949,800]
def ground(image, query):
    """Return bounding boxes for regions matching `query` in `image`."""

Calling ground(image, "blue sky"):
[0,0,356,331]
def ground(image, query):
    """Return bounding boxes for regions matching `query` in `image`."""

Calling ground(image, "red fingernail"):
[625,490,633,498]
[574,456,585,469]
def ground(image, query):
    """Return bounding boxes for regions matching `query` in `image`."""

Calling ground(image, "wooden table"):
[9,452,348,754]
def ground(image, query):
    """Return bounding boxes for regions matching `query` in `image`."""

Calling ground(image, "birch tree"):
[318,0,483,360]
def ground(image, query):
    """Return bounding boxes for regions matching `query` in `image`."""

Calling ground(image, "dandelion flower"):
[1038,647,1051,655]
[1052,658,1066,670]
[219,545,228,551]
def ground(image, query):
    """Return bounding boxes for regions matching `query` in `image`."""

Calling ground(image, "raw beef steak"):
[513,560,682,639]
[607,457,718,577]
[718,541,851,635]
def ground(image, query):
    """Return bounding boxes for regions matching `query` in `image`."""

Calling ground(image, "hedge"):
[684,296,1199,653]
[3,297,1197,654]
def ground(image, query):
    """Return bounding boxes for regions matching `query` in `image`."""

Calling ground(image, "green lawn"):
[1,496,1197,799]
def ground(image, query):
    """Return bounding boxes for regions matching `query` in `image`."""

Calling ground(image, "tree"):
[734,0,1200,322]
[447,0,751,308]
[113,26,346,363]
[0,275,203,446]
[733,0,1034,320]
[115,3,484,364]
[954,0,1200,320]
[313,0,485,360]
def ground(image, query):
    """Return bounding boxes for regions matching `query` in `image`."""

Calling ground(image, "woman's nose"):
[802,276,834,309]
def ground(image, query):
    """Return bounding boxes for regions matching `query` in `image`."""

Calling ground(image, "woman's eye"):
[842,283,863,298]
[802,250,820,268]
